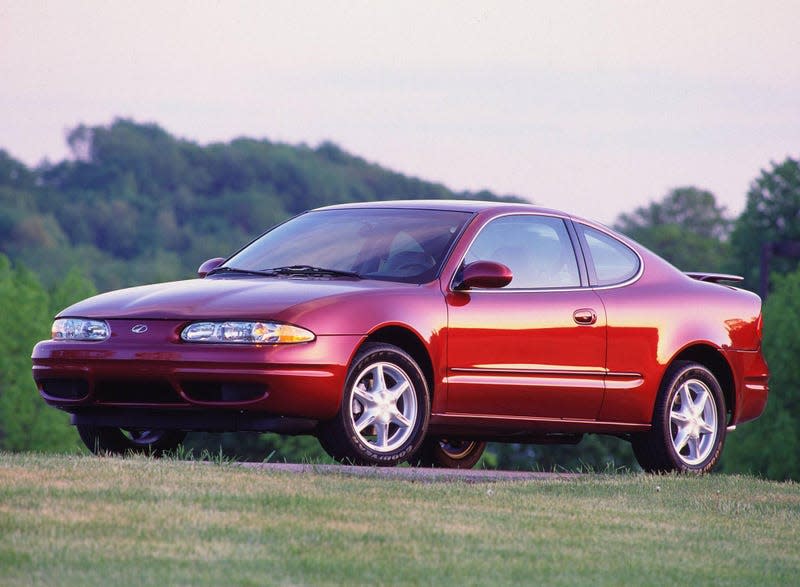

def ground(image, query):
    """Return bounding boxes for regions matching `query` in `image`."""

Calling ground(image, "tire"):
[317,343,430,466]
[413,438,487,469]
[77,425,186,457]
[632,361,726,474]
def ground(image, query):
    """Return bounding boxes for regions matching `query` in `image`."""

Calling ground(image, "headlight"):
[52,318,110,341]
[180,321,315,344]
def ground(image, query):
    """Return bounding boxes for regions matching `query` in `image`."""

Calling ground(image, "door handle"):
[573,308,597,325]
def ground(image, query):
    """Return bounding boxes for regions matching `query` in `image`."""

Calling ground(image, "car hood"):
[58,276,411,321]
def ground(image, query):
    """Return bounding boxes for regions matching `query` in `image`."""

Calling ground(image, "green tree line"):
[1,119,521,292]
[1,119,797,478]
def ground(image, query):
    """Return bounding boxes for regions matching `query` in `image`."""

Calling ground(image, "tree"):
[0,256,85,452]
[49,267,98,316]
[721,267,800,480]
[613,187,732,272]
[0,149,36,189]
[730,157,800,290]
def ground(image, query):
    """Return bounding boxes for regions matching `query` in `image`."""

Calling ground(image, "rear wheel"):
[77,425,186,457]
[632,361,726,473]
[413,438,487,469]
[317,343,430,466]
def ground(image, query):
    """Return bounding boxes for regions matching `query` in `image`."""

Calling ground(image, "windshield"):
[222,208,473,284]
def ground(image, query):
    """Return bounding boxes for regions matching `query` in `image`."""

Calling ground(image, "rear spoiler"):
[685,272,744,284]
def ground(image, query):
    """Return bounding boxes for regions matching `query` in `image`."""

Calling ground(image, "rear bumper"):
[727,348,769,425]
[32,333,362,423]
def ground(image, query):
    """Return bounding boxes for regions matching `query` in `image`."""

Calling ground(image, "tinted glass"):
[224,208,472,284]
[579,225,640,285]
[463,215,581,289]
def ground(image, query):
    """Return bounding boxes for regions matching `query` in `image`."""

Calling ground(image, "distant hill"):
[0,118,525,290]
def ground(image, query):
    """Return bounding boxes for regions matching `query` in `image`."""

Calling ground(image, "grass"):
[1,453,798,586]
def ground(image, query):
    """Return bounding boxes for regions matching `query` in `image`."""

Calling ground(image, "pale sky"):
[1,1,798,224]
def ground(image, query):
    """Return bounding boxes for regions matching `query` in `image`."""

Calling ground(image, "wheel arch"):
[363,326,435,401]
[669,344,735,423]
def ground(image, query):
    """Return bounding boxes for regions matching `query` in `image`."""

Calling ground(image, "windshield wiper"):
[207,266,278,277]
[265,265,361,279]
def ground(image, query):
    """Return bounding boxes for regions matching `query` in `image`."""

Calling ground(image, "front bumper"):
[32,319,361,423]
[68,407,319,434]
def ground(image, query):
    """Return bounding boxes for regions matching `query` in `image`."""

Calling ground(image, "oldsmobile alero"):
[32,200,769,472]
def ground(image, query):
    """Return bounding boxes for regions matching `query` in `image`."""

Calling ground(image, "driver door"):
[445,214,607,420]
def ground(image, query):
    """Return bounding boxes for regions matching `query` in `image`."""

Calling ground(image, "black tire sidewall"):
[324,343,430,466]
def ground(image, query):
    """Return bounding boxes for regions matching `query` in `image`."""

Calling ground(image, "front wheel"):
[413,438,487,469]
[77,425,186,457]
[632,361,726,473]
[317,343,430,466]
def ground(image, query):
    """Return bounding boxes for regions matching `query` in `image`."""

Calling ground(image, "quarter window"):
[463,215,581,289]
[579,225,640,286]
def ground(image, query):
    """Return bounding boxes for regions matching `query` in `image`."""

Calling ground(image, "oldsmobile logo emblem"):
[131,324,148,334]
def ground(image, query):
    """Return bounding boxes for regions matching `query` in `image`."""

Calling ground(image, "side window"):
[579,225,640,286]
[464,215,581,289]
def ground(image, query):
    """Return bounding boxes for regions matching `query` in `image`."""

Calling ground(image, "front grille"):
[41,379,89,400]
[94,380,185,404]
[181,381,267,403]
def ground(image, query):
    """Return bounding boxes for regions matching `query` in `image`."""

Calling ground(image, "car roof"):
[314,199,637,251]
[314,199,615,232]
[317,199,567,216]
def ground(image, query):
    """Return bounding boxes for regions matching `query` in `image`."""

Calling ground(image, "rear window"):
[578,225,640,286]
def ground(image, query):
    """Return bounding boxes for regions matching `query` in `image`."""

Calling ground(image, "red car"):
[32,201,769,472]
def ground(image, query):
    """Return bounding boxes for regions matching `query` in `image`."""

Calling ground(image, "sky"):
[1,1,799,224]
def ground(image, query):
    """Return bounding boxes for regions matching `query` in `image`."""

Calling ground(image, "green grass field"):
[1,452,798,586]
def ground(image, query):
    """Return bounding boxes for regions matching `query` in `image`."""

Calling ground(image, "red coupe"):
[32,201,769,472]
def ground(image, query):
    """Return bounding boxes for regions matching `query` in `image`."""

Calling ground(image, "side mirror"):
[197,257,226,278]
[456,261,513,290]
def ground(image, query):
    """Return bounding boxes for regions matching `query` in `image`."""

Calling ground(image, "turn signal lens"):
[181,321,315,344]
[52,318,110,341]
